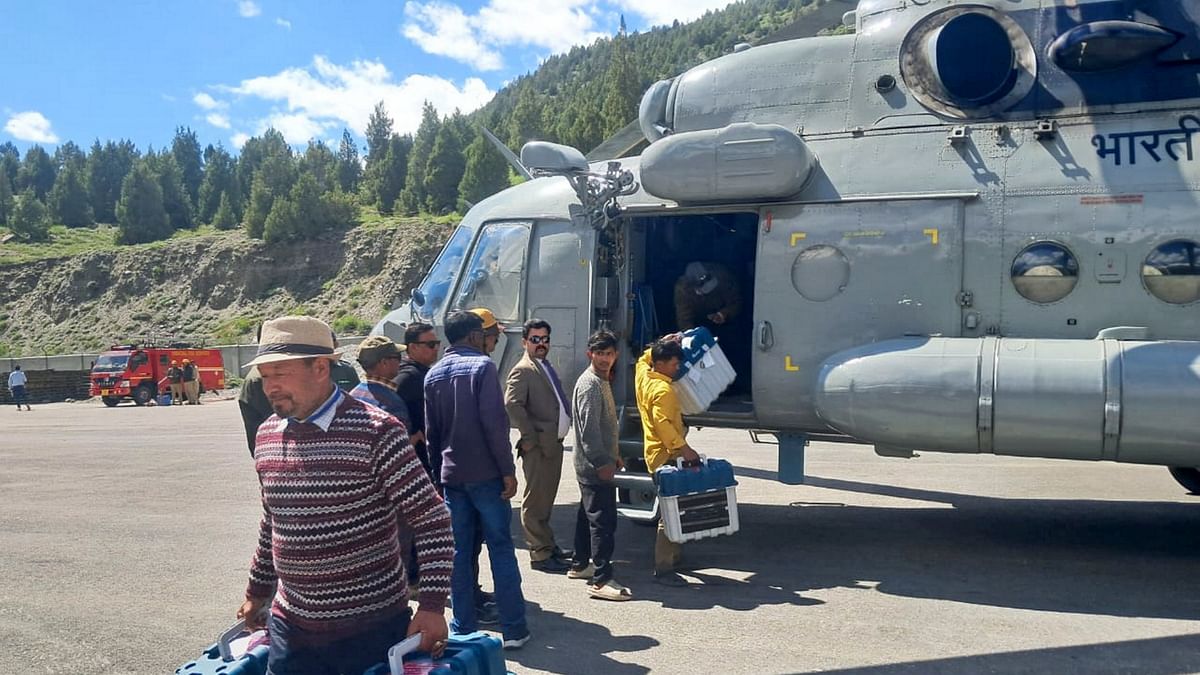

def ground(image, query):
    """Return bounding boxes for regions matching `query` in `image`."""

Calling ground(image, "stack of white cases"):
[660,486,740,544]
[672,327,736,415]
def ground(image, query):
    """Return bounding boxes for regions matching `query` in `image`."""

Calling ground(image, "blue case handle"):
[217,607,269,662]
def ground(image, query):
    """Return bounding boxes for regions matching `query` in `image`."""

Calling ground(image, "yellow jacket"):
[635,347,687,472]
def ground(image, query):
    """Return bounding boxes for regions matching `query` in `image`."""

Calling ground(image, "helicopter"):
[375,0,1200,521]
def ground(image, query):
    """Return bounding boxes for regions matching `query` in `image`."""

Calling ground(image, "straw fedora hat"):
[245,316,343,368]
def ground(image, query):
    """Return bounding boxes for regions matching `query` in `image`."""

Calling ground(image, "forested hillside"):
[0,0,836,254]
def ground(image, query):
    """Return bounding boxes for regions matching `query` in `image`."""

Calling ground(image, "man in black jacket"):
[395,322,439,481]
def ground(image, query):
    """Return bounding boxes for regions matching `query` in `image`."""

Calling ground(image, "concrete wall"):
[0,370,90,404]
[1,336,367,400]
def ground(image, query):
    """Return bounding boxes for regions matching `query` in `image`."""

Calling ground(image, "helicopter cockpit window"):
[412,225,472,321]
[1143,239,1200,305]
[453,221,531,322]
[1011,242,1079,303]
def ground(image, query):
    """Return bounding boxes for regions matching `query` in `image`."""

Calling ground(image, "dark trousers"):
[266,610,410,675]
[573,482,618,585]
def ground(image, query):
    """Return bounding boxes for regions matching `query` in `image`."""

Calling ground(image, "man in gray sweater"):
[568,330,631,600]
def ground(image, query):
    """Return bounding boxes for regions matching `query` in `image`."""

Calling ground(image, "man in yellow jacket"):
[635,336,701,587]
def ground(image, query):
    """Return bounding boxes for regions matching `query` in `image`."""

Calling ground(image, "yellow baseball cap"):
[469,308,504,332]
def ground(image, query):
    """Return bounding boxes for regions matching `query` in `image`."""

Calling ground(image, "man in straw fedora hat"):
[236,315,454,672]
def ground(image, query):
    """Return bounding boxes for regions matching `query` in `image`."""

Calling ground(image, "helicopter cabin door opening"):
[625,211,760,417]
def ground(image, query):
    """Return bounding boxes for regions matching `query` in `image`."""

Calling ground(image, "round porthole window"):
[1143,239,1200,304]
[1011,242,1079,303]
[792,245,850,301]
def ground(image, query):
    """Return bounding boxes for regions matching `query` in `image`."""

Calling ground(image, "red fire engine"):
[89,342,226,407]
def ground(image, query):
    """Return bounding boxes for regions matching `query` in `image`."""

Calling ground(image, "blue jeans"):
[266,610,410,675]
[443,478,527,639]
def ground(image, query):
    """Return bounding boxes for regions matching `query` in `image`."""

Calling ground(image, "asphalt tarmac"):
[4,398,1200,674]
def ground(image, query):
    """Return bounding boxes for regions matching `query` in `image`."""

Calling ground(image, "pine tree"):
[244,173,274,239]
[0,142,19,190]
[423,115,468,214]
[9,189,50,242]
[398,102,440,215]
[48,162,94,228]
[371,134,409,215]
[151,152,194,230]
[170,126,204,211]
[116,161,171,244]
[600,16,642,137]
[53,141,86,172]
[336,129,362,194]
[236,129,292,206]
[197,144,237,224]
[0,171,12,227]
[300,140,337,192]
[211,191,238,230]
[87,140,138,224]
[262,194,301,244]
[507,85,544,148]
[458,128,511,206]
[17,146,56,200]
[364,101,393,168]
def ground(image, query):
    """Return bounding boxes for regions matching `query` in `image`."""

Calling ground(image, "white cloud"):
[222,55,495,137]
[231,132,251,148]
[614,1,736,27]
[256,112,335,144]
[193,92,227,110]
[402,0,606,70]
[4,111,59,144]
[206,113,232,129]
[238,1,261,18]
[403,3,502,72]
[477,0,604,52]
[275,17,291,30]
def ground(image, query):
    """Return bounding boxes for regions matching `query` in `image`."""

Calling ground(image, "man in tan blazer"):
[505,318,573,573]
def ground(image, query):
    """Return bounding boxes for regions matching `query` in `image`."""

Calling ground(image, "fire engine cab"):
[90,343,225,407]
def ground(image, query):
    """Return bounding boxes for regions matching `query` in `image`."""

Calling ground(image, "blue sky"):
[0,0,734,155]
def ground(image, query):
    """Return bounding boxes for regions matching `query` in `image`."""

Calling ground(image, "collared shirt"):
[537,358,572,439]
[351,377,411,428]
[634,347,687,472]
[366,375,397,391]
[424,345,514,485]
[278,385,343,432]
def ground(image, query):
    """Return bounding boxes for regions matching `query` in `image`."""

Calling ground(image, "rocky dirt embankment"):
[0,221,452,355]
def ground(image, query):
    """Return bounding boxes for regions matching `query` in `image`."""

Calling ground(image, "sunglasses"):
[526,336,550,345]
[410,340,441,348]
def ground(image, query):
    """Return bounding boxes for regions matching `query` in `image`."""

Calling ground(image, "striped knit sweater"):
[247,393,453,636]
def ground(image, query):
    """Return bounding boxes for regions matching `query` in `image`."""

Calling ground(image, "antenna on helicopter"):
[481,127,532,180]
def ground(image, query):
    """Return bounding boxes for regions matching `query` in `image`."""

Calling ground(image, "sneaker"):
[475,589,495,606]
[589,580,633,601]
[531,557,569,573]
[502,630,532,650]
[567,563,595,580]
[476,601,499,626]
[653,571,688,587]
